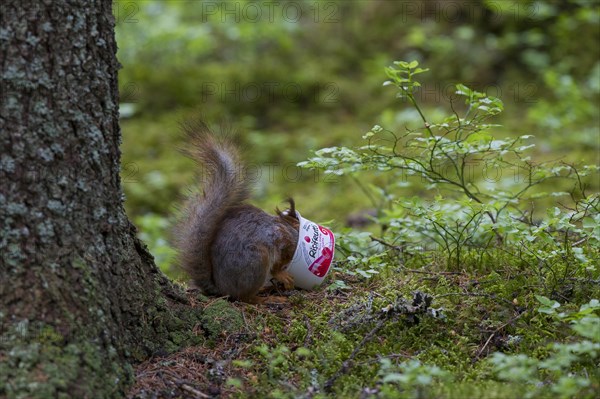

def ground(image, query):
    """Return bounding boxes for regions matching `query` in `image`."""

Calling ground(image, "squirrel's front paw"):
[273,271,295,290]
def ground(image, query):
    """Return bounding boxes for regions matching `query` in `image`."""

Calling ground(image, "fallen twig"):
[435,291,517,309]
[323,292,434,392]
[181,383,210,398]
[474,311,527,360]
[303,315,313,348]
[324,318,387,392]
[370,235,404,251]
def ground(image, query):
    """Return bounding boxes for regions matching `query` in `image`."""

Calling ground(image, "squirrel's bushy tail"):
[174,120,251,294]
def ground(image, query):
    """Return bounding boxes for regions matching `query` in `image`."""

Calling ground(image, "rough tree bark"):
[0,1,201,397]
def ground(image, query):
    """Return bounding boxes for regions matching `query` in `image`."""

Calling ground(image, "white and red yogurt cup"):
[286,211,335,290]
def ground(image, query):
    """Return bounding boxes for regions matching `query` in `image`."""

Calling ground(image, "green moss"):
[0,323,133,399]
[199,299,244,342]
[218,250,598,398]
[433,380,529,399]
[0,279,214,398]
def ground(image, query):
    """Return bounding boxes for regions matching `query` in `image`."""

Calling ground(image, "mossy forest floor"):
[126,257,600,399]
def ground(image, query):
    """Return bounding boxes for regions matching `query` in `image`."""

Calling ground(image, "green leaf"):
[571,316,600,341]
[536,295,561,314]
[382,373,406,384]
[580,299,600,312]
[455,83,472,96]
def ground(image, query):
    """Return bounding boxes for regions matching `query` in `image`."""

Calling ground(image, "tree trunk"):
[0,1,200,397]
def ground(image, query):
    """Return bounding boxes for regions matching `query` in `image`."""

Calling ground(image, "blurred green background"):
[114,0,599,276]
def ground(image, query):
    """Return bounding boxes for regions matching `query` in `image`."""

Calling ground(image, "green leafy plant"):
[300,61,599,282]
[489,297,600,399]
[376,358,450,399]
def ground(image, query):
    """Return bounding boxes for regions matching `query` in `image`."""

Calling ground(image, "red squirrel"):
[173,120,299,303]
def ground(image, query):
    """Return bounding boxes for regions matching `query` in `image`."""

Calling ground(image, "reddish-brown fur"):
[173,121,299,303]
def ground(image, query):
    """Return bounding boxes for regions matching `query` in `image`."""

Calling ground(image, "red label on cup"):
[307,226,334,277]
